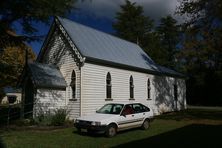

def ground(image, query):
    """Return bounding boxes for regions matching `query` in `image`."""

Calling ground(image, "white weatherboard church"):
[20,17,186,119]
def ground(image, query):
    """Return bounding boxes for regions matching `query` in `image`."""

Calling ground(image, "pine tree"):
[177,0,222,105]
[156,15,180,68]
[113,0,153,45]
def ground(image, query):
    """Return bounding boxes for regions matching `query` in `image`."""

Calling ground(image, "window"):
[97,103,124,114]
[106,72,112,99]
[174,84,178,101]
[70,70,76,99]
[122,104,134,115]
[129,76,134,99]
[147,78,151,99]
[132,103,150,113]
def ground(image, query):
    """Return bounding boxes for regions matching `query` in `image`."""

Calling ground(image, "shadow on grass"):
[72,130,105,137]
[72,127,143,138]
[156,108,222,121]
[0,137,6,148]
[112,124,222,148]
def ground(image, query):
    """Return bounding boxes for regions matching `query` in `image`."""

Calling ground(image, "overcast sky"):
[74,0,183,23]
[31,0,185,54]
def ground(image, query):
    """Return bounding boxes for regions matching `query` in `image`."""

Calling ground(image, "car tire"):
[105,124,117,137]
[141,119,150,130]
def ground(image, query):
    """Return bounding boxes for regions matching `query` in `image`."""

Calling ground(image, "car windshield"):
[96,104,124,115]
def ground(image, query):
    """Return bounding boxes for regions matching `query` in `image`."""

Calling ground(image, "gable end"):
[55,18,85,67]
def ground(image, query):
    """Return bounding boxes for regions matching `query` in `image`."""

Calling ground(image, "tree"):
[0,0,75,49]
[177,0,222,105]
[113,0,154,45]
[156,16,180,68]
[113,0,167,66]
[0,45,36,99]
[0,0,75,99]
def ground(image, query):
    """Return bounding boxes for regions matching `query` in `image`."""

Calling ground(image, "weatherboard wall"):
[81,62,186,116]
[38,29,81,119]
[33,89,66,116]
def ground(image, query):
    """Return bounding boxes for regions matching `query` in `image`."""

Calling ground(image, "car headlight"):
[91,121,101,126]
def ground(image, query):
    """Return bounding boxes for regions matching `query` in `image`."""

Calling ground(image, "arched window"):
[147,78,151,99]
[129,76,134,99]
[174,84,178,101]
[106,72,112,99]
[70,70,76,99]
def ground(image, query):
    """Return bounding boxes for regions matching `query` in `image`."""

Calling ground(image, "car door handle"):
[143,113,145,115]
[132,115,134,117]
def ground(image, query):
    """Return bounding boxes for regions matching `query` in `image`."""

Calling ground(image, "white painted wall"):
[34,88,66,116]
[81,63,186,116]
[38,29,81,119]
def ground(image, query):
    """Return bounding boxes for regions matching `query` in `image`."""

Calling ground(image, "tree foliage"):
[0,0,75,99]
[113,1,181,69]
[0,0,76,49]
[0,45,36,98]
[177,0,222,105]
[156,16,180,68]
[113,0,154,45]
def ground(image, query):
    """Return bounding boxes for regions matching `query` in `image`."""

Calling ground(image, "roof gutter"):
[85,56,186,79]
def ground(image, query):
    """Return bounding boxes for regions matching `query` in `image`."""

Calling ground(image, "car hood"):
[77,113,117,122]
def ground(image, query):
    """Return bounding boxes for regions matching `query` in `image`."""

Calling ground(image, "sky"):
[28,0,185,55]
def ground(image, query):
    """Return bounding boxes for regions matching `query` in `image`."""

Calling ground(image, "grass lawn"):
[1,107,222,148]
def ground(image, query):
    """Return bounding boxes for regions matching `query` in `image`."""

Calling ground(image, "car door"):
[132,103,148,126]
[117,104,136,130]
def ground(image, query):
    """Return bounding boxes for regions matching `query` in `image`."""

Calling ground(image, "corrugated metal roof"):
[28,62,67,89]
[57,17,183,77]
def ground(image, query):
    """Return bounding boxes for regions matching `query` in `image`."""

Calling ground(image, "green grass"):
[1,108,222,148]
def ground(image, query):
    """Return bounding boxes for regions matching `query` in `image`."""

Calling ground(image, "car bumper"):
[74,123,107,132]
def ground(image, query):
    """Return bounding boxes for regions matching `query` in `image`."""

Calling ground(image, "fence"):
[0,102,33,127]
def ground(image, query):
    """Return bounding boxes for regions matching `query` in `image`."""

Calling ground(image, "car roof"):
[105,102,142,105]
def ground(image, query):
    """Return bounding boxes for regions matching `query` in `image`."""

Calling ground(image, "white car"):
[74,103,154,137]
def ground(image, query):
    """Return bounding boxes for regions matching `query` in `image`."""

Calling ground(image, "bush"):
[34,110,53,126]
[34,108,69,126]
[51,109,69,126]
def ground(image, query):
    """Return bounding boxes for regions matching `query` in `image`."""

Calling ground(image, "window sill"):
[69,98,77,101]
[129,98,135,101]
[105,98,113,101]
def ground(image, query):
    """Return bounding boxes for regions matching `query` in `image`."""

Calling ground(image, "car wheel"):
[141,119,150,130]
[105,124,117,137]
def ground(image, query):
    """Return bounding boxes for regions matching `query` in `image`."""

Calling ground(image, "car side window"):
[132,104,150,113]
[113,104,123,114]
[132,104,143,113]
[141,104,150,112]
[122,105,134,115]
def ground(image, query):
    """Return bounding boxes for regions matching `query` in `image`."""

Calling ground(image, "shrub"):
[34,108,69,126]
[34,110,53,126]
[51,109,69,126]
